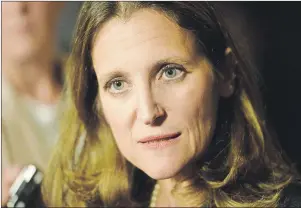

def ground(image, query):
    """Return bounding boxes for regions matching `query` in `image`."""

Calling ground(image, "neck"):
[156,179,178,206]
[3,53,61,105]
[155,162,202,207]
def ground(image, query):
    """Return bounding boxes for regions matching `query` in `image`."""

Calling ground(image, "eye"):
[161,65,185,80]
[106,79,129,94]
[163,68,179,79]
[112,80,124,90]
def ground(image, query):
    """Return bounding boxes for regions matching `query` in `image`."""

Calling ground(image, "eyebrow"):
[153,57,195,68]
[98,70,131,83]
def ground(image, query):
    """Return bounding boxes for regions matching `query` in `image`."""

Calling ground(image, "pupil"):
[168,69,174,75]
[114,81,122,88]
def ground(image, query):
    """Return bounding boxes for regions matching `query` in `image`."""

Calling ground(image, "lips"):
[137,132,181,143]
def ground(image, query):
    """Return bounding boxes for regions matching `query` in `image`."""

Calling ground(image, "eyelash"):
[104,64,187,94]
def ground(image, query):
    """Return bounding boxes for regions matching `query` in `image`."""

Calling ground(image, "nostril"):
[145,107,166,126]
[152,112,167,126]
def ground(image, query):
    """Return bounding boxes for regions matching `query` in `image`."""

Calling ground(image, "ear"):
[217,47,236,98]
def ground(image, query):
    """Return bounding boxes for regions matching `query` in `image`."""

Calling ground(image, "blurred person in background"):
[2,2,64,205]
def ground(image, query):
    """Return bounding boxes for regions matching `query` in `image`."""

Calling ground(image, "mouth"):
[137,132,181,144]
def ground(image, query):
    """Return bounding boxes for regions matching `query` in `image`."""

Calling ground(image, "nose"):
[137,88,165,126]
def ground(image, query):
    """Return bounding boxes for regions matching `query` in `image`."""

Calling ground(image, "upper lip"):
[137,132,181,143]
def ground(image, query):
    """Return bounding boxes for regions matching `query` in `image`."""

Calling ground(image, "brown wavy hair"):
[42,2,296,207]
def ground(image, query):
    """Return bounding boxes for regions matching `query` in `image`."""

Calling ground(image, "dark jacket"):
[279,181,301,207]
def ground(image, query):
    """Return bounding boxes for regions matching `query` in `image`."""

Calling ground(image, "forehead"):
[92,9,199,74]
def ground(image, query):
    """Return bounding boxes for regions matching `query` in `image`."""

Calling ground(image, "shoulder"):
[279,180,301,207]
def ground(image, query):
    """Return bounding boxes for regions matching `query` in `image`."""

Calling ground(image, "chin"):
[141,163,183,180]
[13,41,40,59]
[12,47,37,60]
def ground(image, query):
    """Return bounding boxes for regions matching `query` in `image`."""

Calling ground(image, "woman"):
[42,2,301,207]
[2,2,64,169]
[1,2,64,206]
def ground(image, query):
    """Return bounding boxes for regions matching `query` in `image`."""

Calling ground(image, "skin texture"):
[92,9,232,205]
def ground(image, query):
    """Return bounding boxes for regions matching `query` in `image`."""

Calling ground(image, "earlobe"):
[225,47,232,56]
[217,47,236,98]
[218,81,235,98]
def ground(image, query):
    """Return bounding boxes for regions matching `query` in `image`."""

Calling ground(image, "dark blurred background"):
[55,2,82,54]
[252,2,301,173]
[219,2,301,172]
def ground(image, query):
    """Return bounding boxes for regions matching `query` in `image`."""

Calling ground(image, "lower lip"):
[139,135,180,149]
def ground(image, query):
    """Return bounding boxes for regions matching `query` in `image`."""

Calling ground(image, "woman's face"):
[92,9,222,179]
[2,2,62,61]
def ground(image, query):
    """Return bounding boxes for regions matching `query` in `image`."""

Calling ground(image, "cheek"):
[102,99,129,135]
[161,74,218,126]
[100,96,135,156]
[161,74,218,154]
